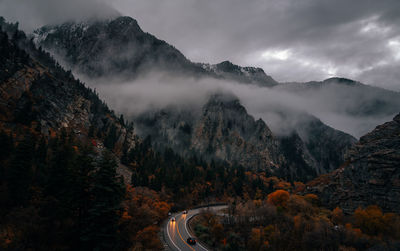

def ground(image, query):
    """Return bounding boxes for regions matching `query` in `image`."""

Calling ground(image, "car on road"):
[187,237,196,245]
[183,210,188,214]
[171,217,175,222]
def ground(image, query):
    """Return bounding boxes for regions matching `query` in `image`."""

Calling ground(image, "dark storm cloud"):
[110,0,400,90]
[0,0,119,31]
[1,0,399,89]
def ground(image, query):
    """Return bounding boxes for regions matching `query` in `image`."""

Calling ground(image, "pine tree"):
[82,150,124,250]
[0,130,13,162]
[69,147,96,249]
[104,125,118,150]
[6,135,34,206]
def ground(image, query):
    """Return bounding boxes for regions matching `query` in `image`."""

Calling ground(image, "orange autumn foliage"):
[267,190,290,207]
[293,215,302,230]
[332,207,344,225]
[293,181,306,193]
[135,225,163,250]
[354,205,386,236]
[274,181,291,191]
[304,193,319,205]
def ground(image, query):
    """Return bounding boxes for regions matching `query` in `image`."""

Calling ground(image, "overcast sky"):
[1,0,400,90]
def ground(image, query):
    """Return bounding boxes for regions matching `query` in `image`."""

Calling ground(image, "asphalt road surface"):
[165,205,227,251]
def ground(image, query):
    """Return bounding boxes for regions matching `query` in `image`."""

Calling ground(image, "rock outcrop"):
[199,61,277,87]
[191,94,281,170]
[135,94,282,170]
[307,113,400,213]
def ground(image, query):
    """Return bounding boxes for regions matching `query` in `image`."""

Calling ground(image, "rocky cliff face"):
[295,115,357,174]
[135,94,281,170]
[0,18,137,154]
[135,94,355,181]
[33,16,199,79]
[191,94,281,170]
[307,113,400,213]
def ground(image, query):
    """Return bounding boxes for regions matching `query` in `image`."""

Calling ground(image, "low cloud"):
[0,0,118,31]
[86,73,396,138]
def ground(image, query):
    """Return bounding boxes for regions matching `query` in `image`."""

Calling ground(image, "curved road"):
[164,205,227,251]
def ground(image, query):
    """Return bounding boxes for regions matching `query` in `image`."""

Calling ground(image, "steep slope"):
[191,94,281,170]
[135,94,354,181]
[295,115,357,174]
[0,18,137,154]
[33,16,277,86]
[307,113,400,213]
[135,94,281,169]
[33,16,198,79]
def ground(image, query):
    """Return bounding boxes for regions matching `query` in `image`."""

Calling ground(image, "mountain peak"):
[108,16,142,32]
[322,77,360,86]
[113,16,136,24]
[33,15,192,78]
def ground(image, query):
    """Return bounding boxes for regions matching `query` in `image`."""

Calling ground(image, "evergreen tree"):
[0,130,13,162]
[82,150,124,250]
[104,125,118,150]
[69,147,96,249]
[6,135,34,206]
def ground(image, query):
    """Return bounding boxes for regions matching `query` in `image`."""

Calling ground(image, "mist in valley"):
[81,71,397,139]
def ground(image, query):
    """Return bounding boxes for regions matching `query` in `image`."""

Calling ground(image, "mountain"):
[277,77,400,117]
[2,14,355,182]
[31,16,360,181]
[135,94,281,169]
[0,18,137,155]
[33,17,400,125]
[307,113,400,213]
[275,77,400,136]
[33,16,277,87]
[33,16,199,79]
[135,94,356,181]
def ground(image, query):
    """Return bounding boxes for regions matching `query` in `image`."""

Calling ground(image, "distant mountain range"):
[276,77,400,118]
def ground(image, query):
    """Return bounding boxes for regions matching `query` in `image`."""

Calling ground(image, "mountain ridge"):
[33,16,278,87]
[307,113,400,213]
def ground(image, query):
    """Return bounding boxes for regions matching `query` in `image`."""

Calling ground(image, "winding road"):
[164,205,227,251]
